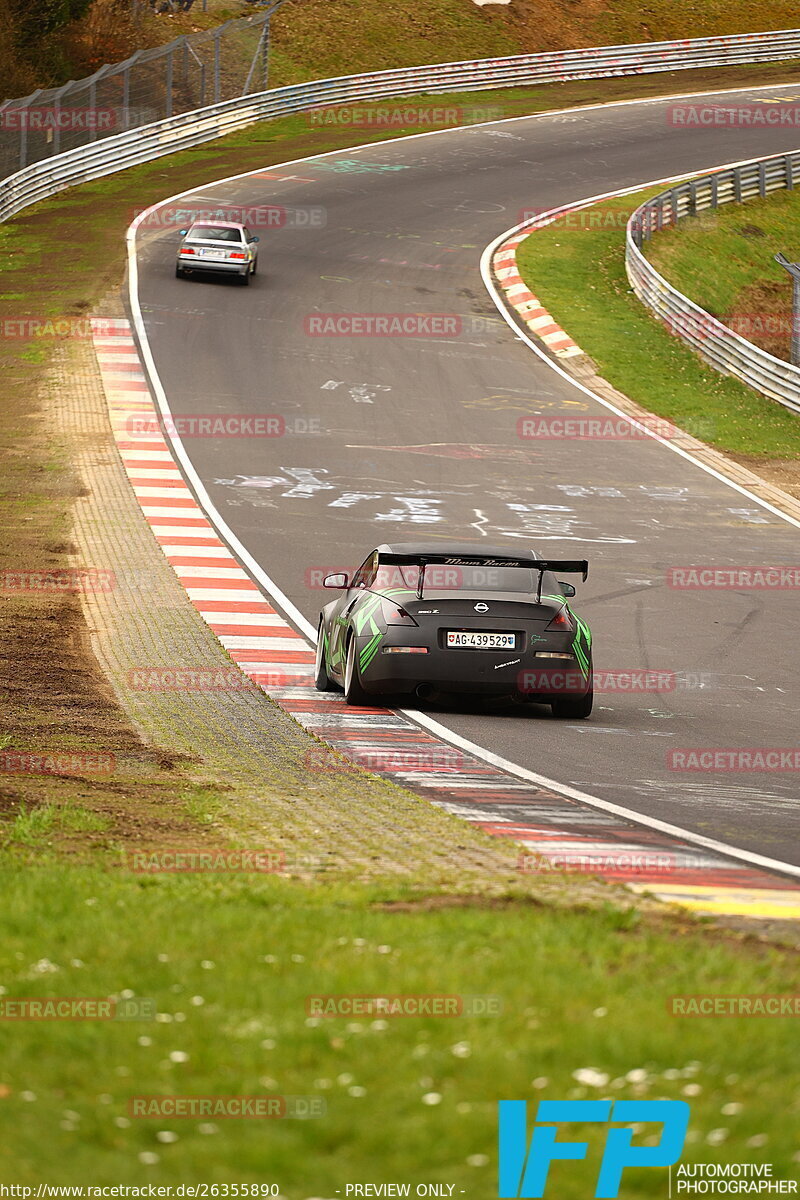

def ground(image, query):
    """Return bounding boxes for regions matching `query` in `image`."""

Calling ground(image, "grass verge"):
[646,186,800,362]
[0,865,797,1187]
[515,188,800,474]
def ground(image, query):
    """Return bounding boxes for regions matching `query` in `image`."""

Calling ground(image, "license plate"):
[199,248,225,259]
[446,631,516,650]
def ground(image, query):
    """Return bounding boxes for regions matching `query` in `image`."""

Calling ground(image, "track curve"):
[130,82,800,868]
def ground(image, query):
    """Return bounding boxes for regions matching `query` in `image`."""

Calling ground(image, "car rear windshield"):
[188,226,243,242]
[374,562,545,594]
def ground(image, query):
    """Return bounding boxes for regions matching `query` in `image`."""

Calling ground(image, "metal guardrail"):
[627,151,800,415]
[3,28,800,225]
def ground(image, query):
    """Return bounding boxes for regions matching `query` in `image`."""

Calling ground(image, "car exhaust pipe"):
[415,683,433,700]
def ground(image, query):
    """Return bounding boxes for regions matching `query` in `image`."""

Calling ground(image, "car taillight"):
[181,248,195,254]
[380,598,418,626]
[546,606,573,632]
[229,252,246,259]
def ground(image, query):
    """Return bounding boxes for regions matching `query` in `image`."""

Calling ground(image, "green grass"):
[0,865,796,1188]
[515,189,800,459]
[646,187,800,361]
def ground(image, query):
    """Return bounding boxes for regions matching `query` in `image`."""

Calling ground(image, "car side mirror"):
[323,573,348,589]
[179,229,188,236]
[251,235,259,243]
[559,581,576,598]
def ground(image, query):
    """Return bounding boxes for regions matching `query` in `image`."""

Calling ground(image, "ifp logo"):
[498,1099,689,1198]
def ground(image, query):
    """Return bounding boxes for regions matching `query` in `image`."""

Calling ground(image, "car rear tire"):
[175,264,184,279]
[344,635,370,706]
[240,270,250,286]
[551,680,593,720]
[314,622,333,692]
[251,257,257,276]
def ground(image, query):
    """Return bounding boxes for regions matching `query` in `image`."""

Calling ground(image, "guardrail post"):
[689,181,698,216]
[733,168,742,203]
[711,175,719,209]
[786,155,795,190]
[759,162,767,198]
[166,48,174,118]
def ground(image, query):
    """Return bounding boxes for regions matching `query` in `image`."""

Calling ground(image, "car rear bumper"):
[177,255,249,274]
[354,627,591,698]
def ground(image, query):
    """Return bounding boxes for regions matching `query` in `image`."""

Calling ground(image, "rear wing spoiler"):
[377,553,588,601]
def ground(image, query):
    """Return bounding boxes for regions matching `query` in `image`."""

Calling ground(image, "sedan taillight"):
[229,252,246,260]
[181,248,195,255]
[546,606,573,632]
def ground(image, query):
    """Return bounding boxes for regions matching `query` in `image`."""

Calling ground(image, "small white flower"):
[138,1152,159,1165]
[467,1155,488,1167]
[336,937,348,945]
[593,1007,608,1017]
[157,953,169,962]
[60,1121,77,1132]
[200,960,215,970]
[114,1116,130,1128]
[291,954,305,963]
[377,945,392,954]
[190,996,204,1006]
[97,1094,113,1105]
[262,1039,277,1048]
[121,989,135,999]
[371,1020,388,1031]
[30,958,59,975]
[346,1023,364,1033]
[198,1123,217,1135]
[63,1110,80,1121]
[337,1073,354,1086]
[412,1044,429,1058]
[531,1077,549,1090]
[451,1042,471,1059]
[262,955,277,963]
[746,1134,768,1148]
[156,1131,179,1143]
[259,1077,278,1089]
[682,1083,702,1097]
[573,1068,609,1088]
[173,1013,186,1023]
[314,1079,332,1089]
[662,1069,680,1080]
[71,959,84,968]
[20,1091,37,1102]
[625,1069,648,1084]
[457,1102,472,1114]
[352,938,366,947]
[707,1129,728,1145]
[348,1086,367,1097]
[721,1102,742,1116]
[169,1051,189,1063]
[85,898,98,907]
[422,1092,442,1106]
[155,1013,173,1023]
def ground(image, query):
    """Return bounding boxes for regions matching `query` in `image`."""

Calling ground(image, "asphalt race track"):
[131,82,800,868]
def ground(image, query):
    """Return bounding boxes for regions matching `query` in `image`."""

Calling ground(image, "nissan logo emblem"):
[474,602,489,613]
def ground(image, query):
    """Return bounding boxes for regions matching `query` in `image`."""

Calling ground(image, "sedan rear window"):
[188,226,244,242]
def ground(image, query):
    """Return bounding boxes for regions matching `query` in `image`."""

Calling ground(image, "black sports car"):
[314,543,593,716]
